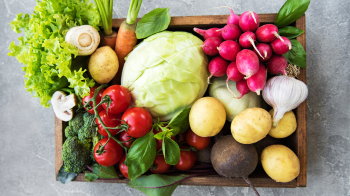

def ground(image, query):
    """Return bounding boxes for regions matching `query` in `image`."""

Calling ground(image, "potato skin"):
[261,145,300,182]
[88,46,119,84]
[231,108,272,144]
[189,97,226,137]
[269,109,297,138]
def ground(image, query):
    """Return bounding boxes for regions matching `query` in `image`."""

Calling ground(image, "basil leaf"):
[127,131,157,180]
[168,108,190,134]
[275,0,310,28]
[91,164,120,179]
[154,130,168,140]
[162,137,180,165]
[127,174,189,196]
[85,172,99,182]
[57,165,77,184]
[283,39,306,68]
[278,26,305,39]
[136,8,171,39]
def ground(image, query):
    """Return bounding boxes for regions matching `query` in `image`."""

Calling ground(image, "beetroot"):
[218,24,241,41]
[247,64,266,95]
[218,40,241,61]
[207,56,229,83]
[194,27,223,40]
[227,7,240,26]
[236,79,250,99]
[255,43,272,62]
[202,37,222,56]
[266,54,288,75]
[256,24,283,43]
[226,62,244,96]
[270,36,292,55]
[236,49,260,78]
[239,11,260,32]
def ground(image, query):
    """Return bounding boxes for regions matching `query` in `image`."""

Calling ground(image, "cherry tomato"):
[82,87,105,114]
[93,138,123,166]
[186,129,211,150]
[95,110,122,137]
[101,85,131,114]
[153,125,175,151]
[150,155,170,174]
[175,146,196,171]
[121,107,153,138]
[119,154,129,178]
[120,131,133,148]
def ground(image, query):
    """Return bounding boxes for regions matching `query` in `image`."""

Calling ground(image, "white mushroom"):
[51,91,77,122]
[65,25,100,56]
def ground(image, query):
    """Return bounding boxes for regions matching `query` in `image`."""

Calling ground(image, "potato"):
[269,109,297,138]
[189,97,226,137]
[261,145,300,182]
[88,46,119,84]
[231,107,271,144]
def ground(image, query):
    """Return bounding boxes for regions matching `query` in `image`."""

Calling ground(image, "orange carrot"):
[95,0,116,49]
[100,31,118,49]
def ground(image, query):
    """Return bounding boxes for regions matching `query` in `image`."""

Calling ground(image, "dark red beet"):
[239,11,260,32]
[218,40,241,61]
[236,79,250,99]
[270,36,292,55]
[236,49,260,78]
[202,37,222,56]
[256,24,283,43]
[207,56,229,83]
[219,24,241,41]
[266,54,288,75]
[255,43,272,62]
[247,64,267,95]
[194,27,223,40]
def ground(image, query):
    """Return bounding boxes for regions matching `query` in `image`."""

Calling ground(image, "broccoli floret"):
[69,112,85,130]
[65,125,77,138]
[83,112,95,126]
[62,136,91,173]
[78,126,96,142]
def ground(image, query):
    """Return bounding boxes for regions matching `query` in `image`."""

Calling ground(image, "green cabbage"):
[8,0,101,107]
[121,31,209,121]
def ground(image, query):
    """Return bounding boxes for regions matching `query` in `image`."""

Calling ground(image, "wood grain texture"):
[55,116,64,180]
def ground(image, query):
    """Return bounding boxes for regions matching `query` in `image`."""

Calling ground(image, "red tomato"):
[186,129,211,150]
[176,132,187,144]
[120,131,133,148]
[153,125,176,151]
[119,154,129,178]
[175,146,196,171]
[121,107,153,138]
[82,87,105,114]
[101,85,131,114]
[93,138,123,166]
[150,155,170,174]
[95,110,122,137]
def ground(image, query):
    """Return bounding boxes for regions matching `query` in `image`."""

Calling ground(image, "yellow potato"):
[88,46,119,84]
[269,109,297,138]
[189,97,226,137]
[261,145,300,182]
[231,108,271,144]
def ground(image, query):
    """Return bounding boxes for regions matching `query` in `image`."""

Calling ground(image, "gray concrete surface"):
[1,0,349,195]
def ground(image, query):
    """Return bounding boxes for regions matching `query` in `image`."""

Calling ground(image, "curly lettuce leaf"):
[8,0,101,107]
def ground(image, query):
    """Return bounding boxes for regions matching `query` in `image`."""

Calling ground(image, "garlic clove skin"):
[65,25,100,56]
[262,76,308,127]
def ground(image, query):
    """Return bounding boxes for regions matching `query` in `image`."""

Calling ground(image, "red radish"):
[236,79,250,99]
[255,43,272,62]
[239,11,260,32]
[218,40,241,61]
[218,24,241,41]
[239,32,264,59]
[271,36,292,55]
[207,56,229,83]
[266,54,288,75]
[194,27,223,40]
[226,7,240,26]
[202,37,222,56]
[247,64,267,95]
[255,24,283,43]
[236,49,259,79]
[226,62,244,96]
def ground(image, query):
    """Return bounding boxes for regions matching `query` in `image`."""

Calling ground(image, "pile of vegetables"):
[8,0,311,195]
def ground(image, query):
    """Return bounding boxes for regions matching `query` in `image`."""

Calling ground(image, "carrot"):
[95,0,117,49]
[100,31,118,49]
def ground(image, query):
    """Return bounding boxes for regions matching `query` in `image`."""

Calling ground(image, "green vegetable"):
[121,31,209,121]
[162,137,180,165]
[167,108,190,134]
[95,0,113,35]
[278,26,305,39]
[57,165,78,184]
[8,0,100,107]
[275,0,310,28]
[62,136,92,173]
[136,8,171,39]
[283,39,306,68]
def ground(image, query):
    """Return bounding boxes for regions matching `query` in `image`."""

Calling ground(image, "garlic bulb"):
[65,25,100,56]
[262,76,308,127]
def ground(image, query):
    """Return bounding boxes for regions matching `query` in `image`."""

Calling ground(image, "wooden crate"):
[55,14,307,188]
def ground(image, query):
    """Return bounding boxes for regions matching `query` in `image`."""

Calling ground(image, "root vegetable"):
[226,62,244,96]
[266,54,288,75]
[255,43,272,62]
[207,56,229,83]
[226,7,239,26]
[236,79,250,99]
[270,36,292,55]
[202,37,222,56]
[218,24,241,41]
[239,31,264,59]
[236,49,259,78]
[194,27,223,40]
[255,24,282,43]
[268,109,297,138]
[247,64,267,95]
[239,11,260,32]
[217,40,241,61]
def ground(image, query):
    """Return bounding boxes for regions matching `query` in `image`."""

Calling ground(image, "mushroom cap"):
[51,91,77,121]
[65,25,100,56]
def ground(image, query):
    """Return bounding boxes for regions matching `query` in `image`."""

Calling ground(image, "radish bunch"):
[194,10,292,98]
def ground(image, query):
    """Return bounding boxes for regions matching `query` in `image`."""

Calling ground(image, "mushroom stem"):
[61,94,77,111]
